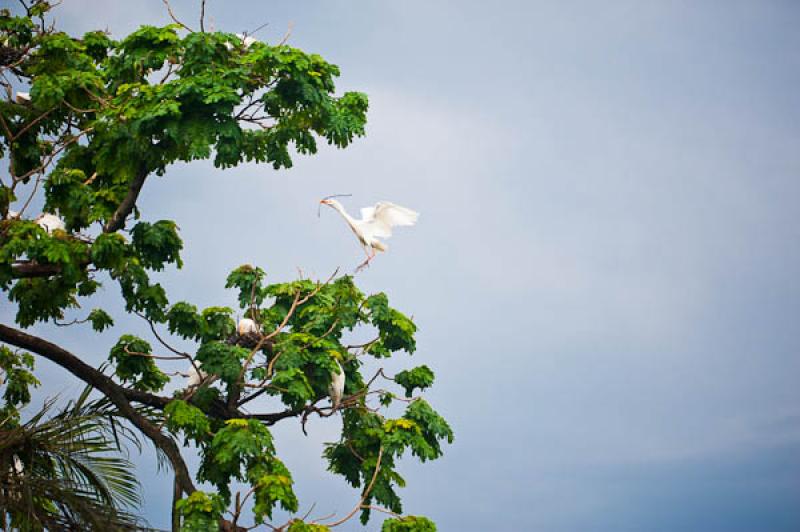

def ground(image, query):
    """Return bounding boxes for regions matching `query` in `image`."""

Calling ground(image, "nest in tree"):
[0,45,24,68]
[227,332,262,349]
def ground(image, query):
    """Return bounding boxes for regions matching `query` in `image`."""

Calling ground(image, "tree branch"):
[103,166,148,233]
[0,322,195,495]
[9,260,70,278]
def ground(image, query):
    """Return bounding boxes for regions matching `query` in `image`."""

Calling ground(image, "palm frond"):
[0,386,150,530]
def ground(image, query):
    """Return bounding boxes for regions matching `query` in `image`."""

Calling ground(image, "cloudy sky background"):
[3,0,800,530]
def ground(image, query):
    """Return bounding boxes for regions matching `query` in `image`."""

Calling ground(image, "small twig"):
[134,310,201,377]
[17,175,42,217]
[161,0,194,32]
[158,62,175,85]
[14,127,93,184]
[199,0,206,32]
[9,107,56,142]
[247,21,270,37]
[278,22,294,46]
[322,447,384,527]
[359,505,400,518]
[123,346,186,361]
[300,503,317,521]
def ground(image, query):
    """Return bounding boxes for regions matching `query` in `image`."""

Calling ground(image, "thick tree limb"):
[0,323,195,495]
[103,167,148,233]
[0,324,320,505]
[9,260,67,278]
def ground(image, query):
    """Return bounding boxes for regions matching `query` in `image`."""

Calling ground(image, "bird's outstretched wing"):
[360,201,419,239]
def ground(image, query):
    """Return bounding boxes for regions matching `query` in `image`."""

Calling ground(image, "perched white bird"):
[186,365,208,388]
[319,198,419,270]
[225,33,257,51]
[15,91,31,104]
[5,210,20,220]
[328,360,345,410]
[35,212,65,233]
[237,317,260,336]
[11,455,23,475]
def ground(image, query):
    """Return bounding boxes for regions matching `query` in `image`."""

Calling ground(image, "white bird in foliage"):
[319,197,419,271]
[15,91,31,104]
[224,33,257,51]
[10,455,23,475]
[329,360,345,410]
[186,365,208,388]
[34,212,65,233]
[237,317,260,336]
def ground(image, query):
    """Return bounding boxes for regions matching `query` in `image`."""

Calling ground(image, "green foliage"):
[1,4,368,328]
[130,220,184,270]
[87,308,114,331]
[90,233,128,270]
[365,293,417,356]
[197,418,298,520]
[395,365,435,397]
[270,367,315,409]
[195,341,247,385]
[382,516,437,532]
[201,306,236,342]
[0,6,450,529]
[0,346,40,418]
[175,491,226,532]
[165,399,211,443]
[108,335,169,391]
[288,521,331,532]
[225,264,267,310]
[401,399,454,462]
[166,301,204,340]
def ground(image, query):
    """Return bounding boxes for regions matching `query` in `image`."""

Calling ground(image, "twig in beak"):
[318,193,352,218]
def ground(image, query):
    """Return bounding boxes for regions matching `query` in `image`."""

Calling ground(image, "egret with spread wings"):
[319,196,419,271]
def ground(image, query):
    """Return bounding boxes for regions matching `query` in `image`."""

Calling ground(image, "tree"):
[0,3,452,530]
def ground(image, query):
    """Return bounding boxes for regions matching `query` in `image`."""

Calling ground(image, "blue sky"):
[3,1,800,530]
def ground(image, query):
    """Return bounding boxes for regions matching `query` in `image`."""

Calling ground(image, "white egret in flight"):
[319,196,419,271]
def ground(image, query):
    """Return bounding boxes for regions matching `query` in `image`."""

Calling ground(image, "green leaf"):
[108,335,169,391]
[394,366,435,398]
[176,491,225,532]
[195,341,247,384]
[381,516,437,532]
[287,521,331,532]
[87,308,113,332]
[167,301,204,340]
[130,220,183,270]
[164,399,211,443]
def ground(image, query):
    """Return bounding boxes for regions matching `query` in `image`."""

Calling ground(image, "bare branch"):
[161,0,194,32]
[278,22,294,46]
[320,446,384,527]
